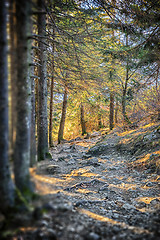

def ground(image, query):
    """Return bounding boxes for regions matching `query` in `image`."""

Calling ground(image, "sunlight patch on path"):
[78,208,151,235]
[137,197,160,204]
[109,183,137,190]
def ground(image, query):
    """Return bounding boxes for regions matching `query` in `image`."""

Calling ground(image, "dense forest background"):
[0,0,159,218]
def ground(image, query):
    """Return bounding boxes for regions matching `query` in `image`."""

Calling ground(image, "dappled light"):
[1,0,160,239]
[78,209,150,234]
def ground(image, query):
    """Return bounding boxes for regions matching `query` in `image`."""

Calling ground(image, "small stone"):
[67,225,76,232]
[76,225,84,232]
[46,228,57,239]
[46,165,60,174]
[150,199,160,205]
[146,182,157,187]
[86,232,101,240]
[57,203,72,211]
[39,220,48,227]
[99,184,109,191]
[123,203,135,210]
[42,213,52,221]
[58,156,65,161]
[135,201,147,209]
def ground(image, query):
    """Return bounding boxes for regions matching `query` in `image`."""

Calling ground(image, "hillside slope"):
[88,123,160,174]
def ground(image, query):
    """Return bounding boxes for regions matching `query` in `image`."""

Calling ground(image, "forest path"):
[31,134,160,240]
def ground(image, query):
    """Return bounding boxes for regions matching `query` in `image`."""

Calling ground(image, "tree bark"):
[80,103,87,135]
[58,86,68,144]
[49,75,54,146]
[156,65,160,121]
[115,98,119,124]
[30,63,37,166]
[122,61,131,124]
[109,91,114,130]
[0,0,15,211]
[30,15,37,167]
[37,0,49,160]
[9,0,17,157]
[98,111,102,130]
[30,74,37,167]
[122,34,131,125]
[49,27,55,147]
[13,0,33,193]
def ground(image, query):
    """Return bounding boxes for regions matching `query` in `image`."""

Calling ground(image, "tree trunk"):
[30,17,37,167]
[58,87,68,144]
[30,66,37,166]
[30,75,37,167]
[9,0,17,157]
[115,98,119,124]
[156,66,160,121]
[37,0,49,160]
[122,34,131,125]
[98,111,102,130]
[49,75,54,146]
[49,12,55,147]
[13,0,33,193]
[0,0,15,211]
[122,64,131,124]
[80,103,86,135]
[109,91,114,130]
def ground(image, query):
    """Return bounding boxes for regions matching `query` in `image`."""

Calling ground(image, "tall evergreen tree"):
[0,0,15,211]
[37,0,49,160]
[9,0,17,154]
[80,103,87,135]
[13,0,33,193]
[58,85,68,144]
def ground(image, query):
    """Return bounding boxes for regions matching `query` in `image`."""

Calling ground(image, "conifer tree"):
[0,0,15,211]
[13,0,33,193]
[37,0,49,160]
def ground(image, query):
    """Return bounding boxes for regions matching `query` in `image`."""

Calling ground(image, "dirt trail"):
[31,135,160,240]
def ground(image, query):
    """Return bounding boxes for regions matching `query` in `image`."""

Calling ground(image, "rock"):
[112,178,122,184]
[39,220,48,227]
[85,157,100,167]
[123,203,135,210]
[57,203,73,212]
[67,159,75,165]
[70,144,76,151]
[127,189,139,198]
[99,184,109,191]
[75,137,83,141]
[67,225,76,232]
[150,199,160,205]
[135,201,147,209]
[58,156,65,161]
[46,165,60,174]
[82,154,92,159]
[35,228,57,240]
[107,166,119,171]
[90,131,101,138]
[146,182,157,187]
[85,232,101,240]
[76,225,84,233]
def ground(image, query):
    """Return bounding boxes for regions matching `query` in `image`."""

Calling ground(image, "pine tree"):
[0,0,15,211]
[13,0,33,193]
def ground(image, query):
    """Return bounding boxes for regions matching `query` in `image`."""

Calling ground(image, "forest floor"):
[3,123,160,240]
